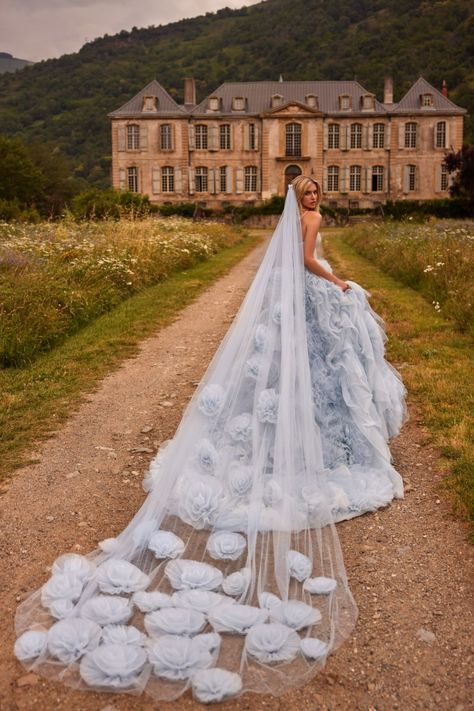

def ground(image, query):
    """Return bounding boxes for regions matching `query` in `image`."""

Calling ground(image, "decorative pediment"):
[263,101,323,117]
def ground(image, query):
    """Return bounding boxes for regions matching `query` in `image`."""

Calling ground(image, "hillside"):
[0,52,33,74]
[0,0,472,185]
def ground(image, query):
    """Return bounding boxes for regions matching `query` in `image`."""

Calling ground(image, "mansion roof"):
[109,77,466,119]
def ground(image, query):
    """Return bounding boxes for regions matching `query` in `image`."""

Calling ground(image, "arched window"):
[285,123,302,156]
[350,123,362,149]
[195,166,208,192]
[405,122,417,149]
[349,165,361,191]
[160,124,172,151]
[372,165,384,192]
[244,166,258,192]
[328,166,339,192]
[127,124,140,150]
[328,124,340,149]
[161,166,174,192]
[373,123,385,149]
[195,125,208,150]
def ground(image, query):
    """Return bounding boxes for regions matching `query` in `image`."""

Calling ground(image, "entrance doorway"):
[284,164,302,191]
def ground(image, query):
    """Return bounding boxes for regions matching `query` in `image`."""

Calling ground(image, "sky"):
[0,0,261,62]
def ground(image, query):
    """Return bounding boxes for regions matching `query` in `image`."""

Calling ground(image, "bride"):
[13,176,406,704]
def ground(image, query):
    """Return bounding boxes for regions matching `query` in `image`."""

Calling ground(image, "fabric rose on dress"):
[209,603,268,634]
[147,635,214,681]
[256,389,279,424]
[192,668,242,703]
[14,630,48,662]
[132,591,174,612]
[41,574,83,609]
[80,643,147,689]
[258,592,281,610]
[47,618,101,663]
[244,355,263,380]
[303,577,337,595]
[144,607,206,637]
[269,600,322,630]
[245,622,300,663]
[194,632,222,655]
[101,625,147,647]
[272,302,282,325]
[226,413,253,442]
[172,590,230,614]
[165,559,224,591]
[179,477,224,529]
[81,595,132,625]
[96,559,150,595]
[52,554,95,582]
[198,384,225,418]
[300,637,328,659]
[148,531,185,560]
[206,531,246,561]
[228,463,253,497]
[196,438,219,474]
[222,568,251,597]
[287,550,312,582]
[254,324,269,353]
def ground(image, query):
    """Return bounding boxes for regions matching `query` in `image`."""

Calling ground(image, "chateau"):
[109,77,465,208]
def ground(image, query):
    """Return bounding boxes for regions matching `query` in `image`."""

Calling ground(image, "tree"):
[0,135,44,204]
[444,145,474,201]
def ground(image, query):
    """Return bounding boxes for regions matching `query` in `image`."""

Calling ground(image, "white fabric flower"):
[81,595,132,625]
[80,643,147,689]
[258,592,281,610]
[14,630,48,661]
[198,384,225,417]
[132,591,175,612]
[196,438,219,474]
[165,559,224,591]
[303,577,337,595]
[172,590,230,614]
[102,625,147,647]
[49,598,75,619]
[209,603,268,634]
[148,531,185,560]
[194,632,222,655]
[41,574,83,608]
[272,302,282,325]
[228,463,253,497]
[226,413,253,442]
[287,550,312,582]
[144,607,206,637]
[245,622,300,662]
[147,635,213,681]
[300,637,328,659]
[96,559,150,595]
[244,355,263,379]
[269,600,322,630]
[254,324,269,352]
[179,477,224,529]
[192,668,242,703]
[52,554,95,582]
[263,479,283,506]
[206,531,246,561]
[256,389,279,424]
[48,618,101,663]
[222,568,251,596]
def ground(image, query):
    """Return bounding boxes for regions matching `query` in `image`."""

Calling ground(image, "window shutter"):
[399,123,405,149]
[152,167,160,194]
[323,123,328,150]
[256,167,261,194]
[188,167,195,194]
[433,124,438,150]
[118,126,126,152]
[445,122,450,149]
[435,165,441,192]
[323,167,328,192]
[209,168,217,194]
[340,166,348,192]
[225,166,233,193]
[236,168,244,194]
[209,124,219,151]
[368,124,374,150]
[243,124,250,151]
[383,167,388,192]
[170,124,175,151]
[403,165,410,193]
[364,167,370,193]
[254,124,259,151]
[362,125,369,150]
[140,125,148,150]
[229,125,233,151]
[340,125,348,151]
[175,167,182,194]
[385,123,391,149]
[415,165,419,191]
[188,124,195,151]
[119,167,126,190]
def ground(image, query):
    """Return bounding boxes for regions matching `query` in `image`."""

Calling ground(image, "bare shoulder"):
[302,211,322,225]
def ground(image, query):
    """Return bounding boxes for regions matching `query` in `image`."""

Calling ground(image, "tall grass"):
[0,217,247,367]
[344,222,474,336]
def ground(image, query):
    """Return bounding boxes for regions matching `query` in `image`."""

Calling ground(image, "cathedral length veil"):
[14,186,358,704]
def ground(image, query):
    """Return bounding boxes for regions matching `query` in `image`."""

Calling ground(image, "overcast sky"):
[1,0,260,62]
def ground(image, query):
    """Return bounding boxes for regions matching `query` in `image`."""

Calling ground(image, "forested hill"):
[0,0,472,185]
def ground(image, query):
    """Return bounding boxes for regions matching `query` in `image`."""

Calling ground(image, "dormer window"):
[142,96,158,112]
[360,94,375,111]
[339,94,351,111]
[421,93,433,107]
[208,96,220,111]
[305,94,318,109]
[232,97,245,111]
[271,94,284,108]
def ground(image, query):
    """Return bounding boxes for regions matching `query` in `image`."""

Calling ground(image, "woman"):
[13,180,404,704]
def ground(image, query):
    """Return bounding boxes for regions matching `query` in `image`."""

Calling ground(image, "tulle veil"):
[14,186,358,703]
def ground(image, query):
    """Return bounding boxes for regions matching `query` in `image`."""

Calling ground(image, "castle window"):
[232,97,245,111]
[271,94,284,108]
[421,93,433,107]
[208,96,220,111]
[161,166,174,192]
[220,166,227,193]
[361,94,375,111]
[244,166,258,192]
[339,94,351,110]
[372,165,384,192]
[220,124,231,150]
[436,121,446,149]
[195,124,208,150]
[406,164,417,191]
[327,165,339,192]
[305,94,318,108]
[127,166,138,192]
[328,124,340,149]
[373,123,385,149]
[405,122,417,148]
[195,166,208,192]
[440,164,449,191]
[350,123,362,149]
[142,95,158,112]
[160,124,173,151]
[349,165,361,191]
[285,123,302,156]
[127,124,140,150]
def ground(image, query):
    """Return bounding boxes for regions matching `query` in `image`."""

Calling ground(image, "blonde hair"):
[291,175,322,210]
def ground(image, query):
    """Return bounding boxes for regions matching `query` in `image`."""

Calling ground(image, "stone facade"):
[109,77,465,208]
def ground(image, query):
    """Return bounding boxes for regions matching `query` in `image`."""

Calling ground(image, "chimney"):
[384,76,393,104]
[441,79,448,98]
[184,77,196,107]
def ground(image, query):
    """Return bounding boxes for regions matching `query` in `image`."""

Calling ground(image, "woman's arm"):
[302,212,350,291]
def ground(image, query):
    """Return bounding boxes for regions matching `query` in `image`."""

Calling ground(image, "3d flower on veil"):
[256,388,279,423]
[198,384,225,417]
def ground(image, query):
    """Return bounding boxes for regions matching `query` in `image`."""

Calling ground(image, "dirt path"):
[0,236,472,711]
